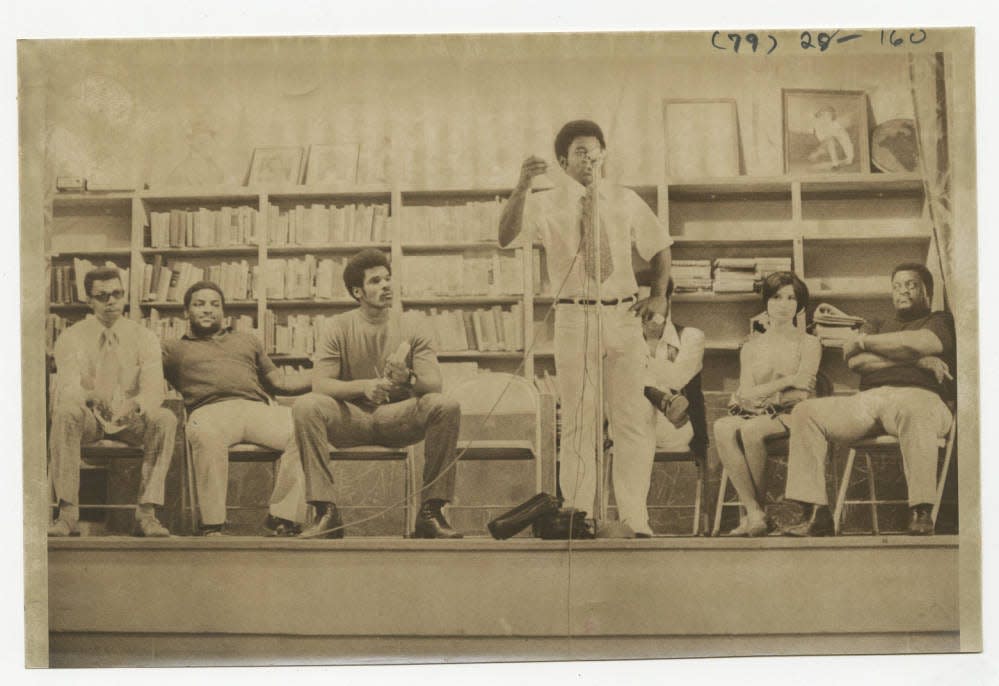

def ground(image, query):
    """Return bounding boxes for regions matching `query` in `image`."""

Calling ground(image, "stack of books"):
[50,259,130,304]
[712,257,793,293]
[46,314,68,352]
[264,256,351,300]
[263,312,336,357]
[149,206,261,248]
[402,199,507,244]
[402,305,524,353]
[266,203,391,245]
[812,303,865,344]
[672,259,713,293]
[141,257,257,303]
[401,250,541,297]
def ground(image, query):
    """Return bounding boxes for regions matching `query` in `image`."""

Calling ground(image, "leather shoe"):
[198,523,225,537]
[781,504,834,537]
[264,515,301,537]
[48,518,80,537]
[414,501,463,539]
[300,504,345,539]
[908,506,935,535]
[133,517,170,538]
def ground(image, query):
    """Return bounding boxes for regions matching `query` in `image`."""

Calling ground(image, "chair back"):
[446,372,539,445]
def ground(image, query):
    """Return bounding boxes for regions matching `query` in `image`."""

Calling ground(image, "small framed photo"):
[246,146,304,186]
[782,89,870,174]
[664,99,742,178]
[303,143,360,185]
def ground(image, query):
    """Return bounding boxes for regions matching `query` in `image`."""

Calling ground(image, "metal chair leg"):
[833,447,857,535]
[692,459,704,536]
[864,451,879,535]
[712,468,730,537]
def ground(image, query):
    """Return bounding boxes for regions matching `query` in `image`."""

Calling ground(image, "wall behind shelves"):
[36,38,914,194]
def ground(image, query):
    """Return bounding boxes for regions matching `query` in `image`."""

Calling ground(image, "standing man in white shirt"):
[499,120,672,532]
[49,266,177,537]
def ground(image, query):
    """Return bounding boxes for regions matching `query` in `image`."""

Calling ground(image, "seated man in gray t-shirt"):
[292,249,463,539]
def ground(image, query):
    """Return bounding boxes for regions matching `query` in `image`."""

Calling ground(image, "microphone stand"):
[590,166,607,523]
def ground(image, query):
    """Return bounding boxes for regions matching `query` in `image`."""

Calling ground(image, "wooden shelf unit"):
[46,172,932,390]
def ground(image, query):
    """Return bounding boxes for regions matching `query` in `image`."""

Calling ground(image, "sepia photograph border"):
[14,14,987,678]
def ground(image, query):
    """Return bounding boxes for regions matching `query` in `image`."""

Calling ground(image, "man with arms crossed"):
[49,266,177,537]
[292,249,463,539]
[782,263,955,536]
[162,281,311,536]
[499,120,672,535]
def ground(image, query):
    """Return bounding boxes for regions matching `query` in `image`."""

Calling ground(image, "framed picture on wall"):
[303,143,360,185]
[246,146,304,185]
[782,89,870,174]
[663,98,742,177]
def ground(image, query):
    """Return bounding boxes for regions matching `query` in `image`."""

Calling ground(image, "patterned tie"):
[580,185,613,283]
[94,329,121,406]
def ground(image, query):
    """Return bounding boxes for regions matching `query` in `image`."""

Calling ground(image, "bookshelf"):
[46,171,932,393]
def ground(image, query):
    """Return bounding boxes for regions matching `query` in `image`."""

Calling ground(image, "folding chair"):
[832,417,956,535]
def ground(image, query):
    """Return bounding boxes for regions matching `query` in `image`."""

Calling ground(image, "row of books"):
[50,259,130,304]
[265,256,350,300]
[400,250,543,297]
[401,199,507,244]
[712,257,793,293]
[262,311,332,357]
[141,257,257,303]
[266,203,391,246]
[148,206,261,248]
[402,305,524,353]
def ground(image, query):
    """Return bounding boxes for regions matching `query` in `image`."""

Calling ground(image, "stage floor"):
[47,535,962,666]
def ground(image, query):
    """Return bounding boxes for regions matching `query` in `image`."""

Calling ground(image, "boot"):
[414,499,463,539]
[781,502,834,537]
[300,503,345,539]
[487,492,560,540]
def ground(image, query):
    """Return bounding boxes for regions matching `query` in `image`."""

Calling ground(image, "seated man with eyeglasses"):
[49,266,177,537]
[781,263,956,536]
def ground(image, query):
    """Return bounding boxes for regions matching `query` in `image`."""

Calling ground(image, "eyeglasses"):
[891,280,923,294]
[91,290,125,303]
[570,148,604,162]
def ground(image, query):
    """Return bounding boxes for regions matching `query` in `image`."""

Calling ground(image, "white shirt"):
[53,315,165,414]
[646,319,705,452]
[521,179,671,300]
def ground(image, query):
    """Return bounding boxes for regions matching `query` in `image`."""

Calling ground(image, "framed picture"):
[782,89,870,174]
[303,143,360,185]
[246,146,304,185]
[663,98,742,177]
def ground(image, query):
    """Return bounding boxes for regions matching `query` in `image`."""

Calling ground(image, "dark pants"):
[292,392,460,504]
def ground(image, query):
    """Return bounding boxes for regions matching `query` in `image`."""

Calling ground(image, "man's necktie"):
[580,185,613,284]
[94,330,121,406]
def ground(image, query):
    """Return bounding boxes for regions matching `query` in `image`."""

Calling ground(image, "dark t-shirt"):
[162,329,277,411]
[860,311,956,401]
[314,309,438,412]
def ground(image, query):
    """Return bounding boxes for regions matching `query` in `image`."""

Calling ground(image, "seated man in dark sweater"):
[162,281,312,535]
[782,263,956,536]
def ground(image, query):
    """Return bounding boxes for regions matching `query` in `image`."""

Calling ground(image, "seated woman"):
[712,271,821,536]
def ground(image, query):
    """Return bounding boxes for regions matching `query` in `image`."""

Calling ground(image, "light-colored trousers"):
[555,303,656,534]
[187,399,308,526]
[786,387,952,506]
[49,399,177,518]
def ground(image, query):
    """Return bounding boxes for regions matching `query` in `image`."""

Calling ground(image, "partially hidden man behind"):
[49,266,176,537]
[162,281,311,536]
[781,263,956,536]
[292,249,463,539]
[499,120,672,534]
